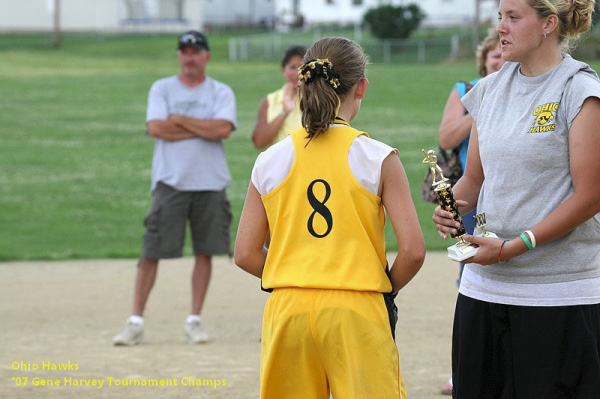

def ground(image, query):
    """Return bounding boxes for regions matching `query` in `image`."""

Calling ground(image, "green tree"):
[363,4,426,39]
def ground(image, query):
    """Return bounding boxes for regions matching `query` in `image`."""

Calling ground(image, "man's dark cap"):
[178,31,209,51]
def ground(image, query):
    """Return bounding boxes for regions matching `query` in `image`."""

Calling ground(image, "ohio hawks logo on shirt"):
[528,102,559,133]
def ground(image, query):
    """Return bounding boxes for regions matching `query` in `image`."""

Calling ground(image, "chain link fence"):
[228,34,460,64]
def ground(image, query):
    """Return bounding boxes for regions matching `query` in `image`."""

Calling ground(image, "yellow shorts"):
[261,288,407,399]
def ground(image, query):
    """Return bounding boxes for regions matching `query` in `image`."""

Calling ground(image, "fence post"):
[275,35,282,59]
[240,38,249,61]
[383,39,391,64]
[354,22,362,42]
[313,27,321,43]
[418,40,425,63]
[450,34,459,60]
[229,37,237,62]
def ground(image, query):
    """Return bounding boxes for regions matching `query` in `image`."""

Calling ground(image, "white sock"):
[186,315,201,324]
[128,315,144,325]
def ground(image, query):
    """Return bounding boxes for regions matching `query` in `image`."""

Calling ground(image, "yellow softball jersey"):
[261,121,391,292]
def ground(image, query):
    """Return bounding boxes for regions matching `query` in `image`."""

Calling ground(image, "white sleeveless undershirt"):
[251,124,397,196]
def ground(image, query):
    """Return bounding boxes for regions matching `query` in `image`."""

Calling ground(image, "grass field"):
[1,33,597,261]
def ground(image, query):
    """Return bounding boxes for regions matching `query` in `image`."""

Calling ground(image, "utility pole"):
[53,0,61,49]
[473,0,480,52]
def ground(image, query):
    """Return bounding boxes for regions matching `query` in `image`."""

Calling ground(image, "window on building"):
[326,0,334,4]
[352,0,363,5]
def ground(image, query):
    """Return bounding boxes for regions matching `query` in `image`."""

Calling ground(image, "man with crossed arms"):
[113,31,236,345]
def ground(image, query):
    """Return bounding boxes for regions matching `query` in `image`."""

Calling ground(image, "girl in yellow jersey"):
[235,37,426,399]
[251,45,306,149]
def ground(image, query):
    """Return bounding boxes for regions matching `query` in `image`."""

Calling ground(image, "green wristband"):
[520,233,534,251]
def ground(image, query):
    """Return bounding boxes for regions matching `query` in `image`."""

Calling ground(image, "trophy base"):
[447,231,499,262]
[447,242,479,262]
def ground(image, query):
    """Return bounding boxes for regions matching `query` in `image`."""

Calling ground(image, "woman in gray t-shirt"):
[433,0,600,397]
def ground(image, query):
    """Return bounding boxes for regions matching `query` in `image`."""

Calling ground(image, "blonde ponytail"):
[298,37,368,142]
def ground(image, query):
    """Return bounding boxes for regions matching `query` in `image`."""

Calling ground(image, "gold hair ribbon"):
[298,59,341,91]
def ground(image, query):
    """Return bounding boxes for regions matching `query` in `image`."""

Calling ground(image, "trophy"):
[422,149,479,262]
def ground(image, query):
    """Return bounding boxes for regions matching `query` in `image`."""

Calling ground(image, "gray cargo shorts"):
[141,182,231,259]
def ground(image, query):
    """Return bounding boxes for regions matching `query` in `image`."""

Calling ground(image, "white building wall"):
[0,0,498,33]
[203,0,275,27]
[184,0,203,30]
[418,0,498,26]
[274,0,498,28]
[0,0,203,32]
[418,0,474,26]
[275,0,370,26]
[0,0,121,31]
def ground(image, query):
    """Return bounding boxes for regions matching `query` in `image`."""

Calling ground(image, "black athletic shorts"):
[141,182,231,259]
[452,293,600,399]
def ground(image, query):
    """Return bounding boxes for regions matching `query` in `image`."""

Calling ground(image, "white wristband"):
[524,230,536,249]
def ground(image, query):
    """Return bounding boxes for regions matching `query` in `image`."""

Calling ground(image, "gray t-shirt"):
[146,75,237,191]
[460,55,600,305]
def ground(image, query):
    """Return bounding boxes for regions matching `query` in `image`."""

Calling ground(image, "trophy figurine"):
[422,149,478,262]
[473,212,497,239]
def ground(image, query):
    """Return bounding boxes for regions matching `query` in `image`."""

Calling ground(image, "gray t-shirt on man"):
[146,75,237,191]
[460,54,600,306]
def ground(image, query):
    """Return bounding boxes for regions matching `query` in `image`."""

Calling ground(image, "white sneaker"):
[113,321,144,346]
[184,320,209,344]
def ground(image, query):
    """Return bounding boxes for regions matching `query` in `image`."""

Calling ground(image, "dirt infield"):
[0,252,458,399]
